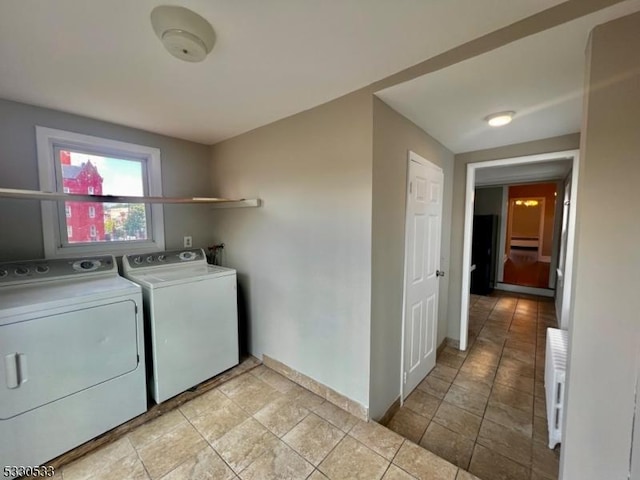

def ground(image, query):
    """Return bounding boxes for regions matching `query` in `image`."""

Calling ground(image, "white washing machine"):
[0,255,146,475]
[122,248,239,404]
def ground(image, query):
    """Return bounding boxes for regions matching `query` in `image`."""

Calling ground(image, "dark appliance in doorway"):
[471,214,499,295]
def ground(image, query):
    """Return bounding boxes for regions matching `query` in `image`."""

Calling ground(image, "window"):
[37,127,165,257]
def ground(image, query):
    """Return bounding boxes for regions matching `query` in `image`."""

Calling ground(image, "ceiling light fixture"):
[150,6,216,63]
[485,111,515,127]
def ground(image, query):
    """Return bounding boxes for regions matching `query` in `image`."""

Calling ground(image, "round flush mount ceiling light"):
[150,6,216,62]
[485,111,515,127]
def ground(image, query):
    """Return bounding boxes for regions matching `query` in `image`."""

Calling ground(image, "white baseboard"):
[496,282,555,297]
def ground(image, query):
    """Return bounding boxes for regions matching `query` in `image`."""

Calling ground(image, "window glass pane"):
[60,150,148,244]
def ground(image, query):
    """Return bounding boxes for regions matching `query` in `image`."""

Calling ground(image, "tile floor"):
[56,364,473,480]
[384,291,561,480]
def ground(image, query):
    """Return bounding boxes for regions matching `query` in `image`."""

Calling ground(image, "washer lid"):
[126,264,235,289]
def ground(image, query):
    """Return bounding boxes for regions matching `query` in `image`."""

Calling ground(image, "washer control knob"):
[146,256,154,263]
[0,269,7,278]
[80,261,94,270]
[35,265,50,274]
[15,266,29,276]
[158,255,166,262]
[179,251,196,261]
[133,256,143,265]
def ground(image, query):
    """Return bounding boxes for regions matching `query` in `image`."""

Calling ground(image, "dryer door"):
[0,300,139,419]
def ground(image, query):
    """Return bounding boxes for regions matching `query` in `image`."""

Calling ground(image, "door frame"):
[400,150,443,402]
[459,149,580,351]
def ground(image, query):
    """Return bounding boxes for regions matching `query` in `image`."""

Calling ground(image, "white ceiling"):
[0,0,567,145]
[475,159,573,186]
[376,0,640,154]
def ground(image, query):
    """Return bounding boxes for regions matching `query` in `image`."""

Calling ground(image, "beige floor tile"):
[250,365,299,393]
[312,401,359,432]
[489,384,534,414]
[129,409,187,449]
[293,388,327,410]
[443,384,488,417]
[432,402,482,440]
[437,351,465,370]
[308,470,330,479]
[180,388,230,420]
[318,435,389,480]
[189,395,249,443]
[419,422,474,470]
[465,350,500,367]
[65,452,148,480]
[159,446,235,480]
[348,420,404,460]
[494,368,535,395]
[386,408,430,444]
[393,441,458,480]
[533,414,550,446]
[484,403,533,438]
[452,372,492,397]
[468,444,529,480]
[430,364,459,383]
[404,389,441,418]
[239,441,313,480]
[456,470,482,480]
[532,443,560,479]
[220,373,283,414]
[283,413,345,466]
[137,422,207,479]
[477,418,532,466]
[62,437,137,480]
[212,418,280,473]
[382,464,418,479]
[417,375,451,399]
[254,396,310,437]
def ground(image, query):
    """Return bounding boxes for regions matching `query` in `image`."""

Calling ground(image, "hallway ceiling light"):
[150,6,216,63]
[485,111,515,127]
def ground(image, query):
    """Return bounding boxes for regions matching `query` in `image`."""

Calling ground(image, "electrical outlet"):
[183,236,192,248]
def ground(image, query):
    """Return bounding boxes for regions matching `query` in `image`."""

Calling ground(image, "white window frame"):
[36,126,165,258]
[67,225,73,238]
[65,205,71,218]
[88,205,95,219]
[90,224,97,237]
[87,186,94,195]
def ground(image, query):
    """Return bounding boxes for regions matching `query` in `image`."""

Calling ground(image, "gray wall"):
[561,12,640,479]
[0,98,214,262]
[447,133,580,342]
[209,90,373,408]
[369,98,454,420]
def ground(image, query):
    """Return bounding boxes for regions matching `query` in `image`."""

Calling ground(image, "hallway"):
[384,292,560,480]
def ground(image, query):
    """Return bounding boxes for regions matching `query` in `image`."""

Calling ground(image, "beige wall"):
[209,90,374,407]
[369,98,454,419]
[0,98,213,262]
[561,12,640,479]
[447,133,580,341]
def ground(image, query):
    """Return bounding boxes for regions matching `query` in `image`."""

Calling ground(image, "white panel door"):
[403,153,444,399]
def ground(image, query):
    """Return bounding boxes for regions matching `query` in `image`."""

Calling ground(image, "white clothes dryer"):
[0,255,146,475]
[122,248,239,404]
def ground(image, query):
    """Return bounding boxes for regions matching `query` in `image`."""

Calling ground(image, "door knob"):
[436,270,445,277]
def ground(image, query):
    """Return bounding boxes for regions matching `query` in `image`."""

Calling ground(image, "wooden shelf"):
[0,187,261,208]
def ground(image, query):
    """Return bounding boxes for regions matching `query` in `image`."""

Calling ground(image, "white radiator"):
[545,327,568,449]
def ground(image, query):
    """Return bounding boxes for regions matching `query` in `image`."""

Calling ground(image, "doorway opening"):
[459,150,579,351]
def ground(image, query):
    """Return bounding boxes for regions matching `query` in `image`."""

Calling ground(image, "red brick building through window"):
[61,150,105,242]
